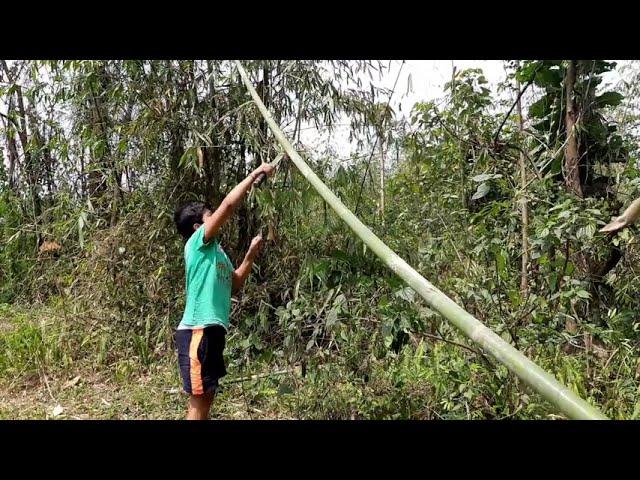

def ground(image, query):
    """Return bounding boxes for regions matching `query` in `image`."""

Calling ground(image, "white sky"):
[296,60,510,158]
[296,60,626,159]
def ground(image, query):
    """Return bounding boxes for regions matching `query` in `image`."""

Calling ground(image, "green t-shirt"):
[178,225,234,330]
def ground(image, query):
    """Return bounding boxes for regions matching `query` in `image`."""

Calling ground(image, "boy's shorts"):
[175,325,227,395]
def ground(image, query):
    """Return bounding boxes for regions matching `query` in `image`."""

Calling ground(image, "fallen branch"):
[222,367,299,385]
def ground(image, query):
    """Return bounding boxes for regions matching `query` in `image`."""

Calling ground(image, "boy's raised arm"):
[203,163,273,243]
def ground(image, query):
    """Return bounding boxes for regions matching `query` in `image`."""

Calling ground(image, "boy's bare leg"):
[187,391,215,420]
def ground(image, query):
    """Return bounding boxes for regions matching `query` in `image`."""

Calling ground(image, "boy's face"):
[193,209,213,232]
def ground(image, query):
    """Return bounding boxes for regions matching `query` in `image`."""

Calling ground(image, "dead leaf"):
[197,147,204,169]
[63,375,81,389]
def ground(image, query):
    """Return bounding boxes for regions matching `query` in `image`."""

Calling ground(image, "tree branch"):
[493,63,542,144]
[0,110,20,130]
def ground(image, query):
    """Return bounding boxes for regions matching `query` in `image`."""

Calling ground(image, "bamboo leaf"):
[471,182,491,200]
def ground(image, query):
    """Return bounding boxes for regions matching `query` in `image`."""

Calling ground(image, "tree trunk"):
[564,61,582,198]
[169,128,184,176]
[379,138,385,223]
[6,129,18,191]
[563,61,586,302]
[85,63,122,226]
[1,60,42,245]
[236,140,251,254]
[451,63,467,209]
[516,70,529,299]
[86,83,108,202]
[564,61,623,305]
[206,60,222,206]
[1,100,19,192]
[258,63,271,166]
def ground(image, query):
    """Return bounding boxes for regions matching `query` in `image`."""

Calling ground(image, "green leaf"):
[277,382,294,396]
[326,309,338,328]
[576,290,591,299]
[496,250,507,278]
[534,67,562,88]
[118,138,127,154]
[594,91,623,108]
[516,61,542,83]
[394,286,415,303]
[529,96,552,118]
[471,173,502,183]
[334,293,346,306]
[472,183,490,200]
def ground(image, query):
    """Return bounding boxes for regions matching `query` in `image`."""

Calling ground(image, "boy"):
[173,162,274,420]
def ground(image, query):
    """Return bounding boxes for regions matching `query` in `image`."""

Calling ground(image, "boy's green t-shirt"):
[178,225,234,330]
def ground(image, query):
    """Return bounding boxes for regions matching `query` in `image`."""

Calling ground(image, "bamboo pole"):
[235,61,607,420]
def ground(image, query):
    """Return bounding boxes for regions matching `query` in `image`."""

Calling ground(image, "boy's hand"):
[249,234,264,255]
[253,163,275,178]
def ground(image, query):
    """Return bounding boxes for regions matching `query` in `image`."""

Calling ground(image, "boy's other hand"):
[249,234,264,254]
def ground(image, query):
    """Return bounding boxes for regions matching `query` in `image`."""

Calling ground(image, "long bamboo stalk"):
[235,61,607,420]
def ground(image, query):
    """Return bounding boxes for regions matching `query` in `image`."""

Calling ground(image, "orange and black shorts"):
[175,325,227,395]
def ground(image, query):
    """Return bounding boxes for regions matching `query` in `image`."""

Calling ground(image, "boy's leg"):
[187,392,215,420]
[176,326,226,420]
[177,328,211,419]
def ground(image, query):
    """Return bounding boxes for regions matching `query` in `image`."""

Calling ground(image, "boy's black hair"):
[174,202,211,240]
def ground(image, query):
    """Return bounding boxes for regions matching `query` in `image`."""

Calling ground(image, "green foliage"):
[2,60,640,418]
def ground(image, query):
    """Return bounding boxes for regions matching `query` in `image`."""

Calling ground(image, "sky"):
[296,60,510,158]
[296,60,626,159]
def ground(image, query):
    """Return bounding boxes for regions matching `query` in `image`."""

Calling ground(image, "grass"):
[0,303,296,420]
[0,352,299,420]
[2,303,638,420]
